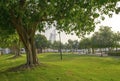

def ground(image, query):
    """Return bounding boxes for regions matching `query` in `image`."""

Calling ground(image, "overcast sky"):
[43,13,120,43]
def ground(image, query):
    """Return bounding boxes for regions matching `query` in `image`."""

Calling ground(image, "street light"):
[58,31,62,60]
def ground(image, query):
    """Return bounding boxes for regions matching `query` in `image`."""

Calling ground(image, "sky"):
[43,13,120,43]
[98,13,120,32]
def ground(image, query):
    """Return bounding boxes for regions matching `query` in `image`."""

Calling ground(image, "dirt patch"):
[65,70,74,76]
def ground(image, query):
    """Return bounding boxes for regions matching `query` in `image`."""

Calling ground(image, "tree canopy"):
[0,0,120,35]
[91,26,114,48]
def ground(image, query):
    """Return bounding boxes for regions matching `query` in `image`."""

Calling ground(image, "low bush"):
[108,51,120,56]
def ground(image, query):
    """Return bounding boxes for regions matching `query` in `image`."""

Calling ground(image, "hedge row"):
[108,51,120,56]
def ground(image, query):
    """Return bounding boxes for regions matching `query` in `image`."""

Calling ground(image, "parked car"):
[20,48,26,54]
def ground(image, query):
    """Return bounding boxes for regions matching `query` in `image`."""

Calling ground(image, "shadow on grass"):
[0,62,65,81]
[7,55,23,60]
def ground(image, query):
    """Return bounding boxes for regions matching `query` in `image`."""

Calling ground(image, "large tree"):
[0,0,119,67]
[91,26,115,55]
[79,37,91,54]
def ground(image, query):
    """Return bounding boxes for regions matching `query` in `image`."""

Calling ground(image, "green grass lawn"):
[0,53,120,81]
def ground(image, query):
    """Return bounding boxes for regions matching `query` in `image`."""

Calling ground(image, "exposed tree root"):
[8,55,22,59]
[6,63,43,72]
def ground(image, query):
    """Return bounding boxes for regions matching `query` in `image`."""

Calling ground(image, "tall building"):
[49,29,56,43]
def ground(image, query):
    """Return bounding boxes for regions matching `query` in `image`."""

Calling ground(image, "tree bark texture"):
[12,24,38,66]
[20,31,38,66]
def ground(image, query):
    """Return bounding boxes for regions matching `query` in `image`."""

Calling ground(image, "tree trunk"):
[15,39,21,57]
[100,48,103,57]
[116,46,118,53]
[105,48,107,54]
[15,26,39,67]
[10,9,39,67]
[24,37,39,66]
[92,48,95,54]
[40,48,43,53]
[10,38,21,58]
[14,47,20,57]
[10,44,20,57]
[87,48,90,54]
[85,48,88,54]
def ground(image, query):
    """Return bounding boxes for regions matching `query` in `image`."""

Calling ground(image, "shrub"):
[108,51,120,56]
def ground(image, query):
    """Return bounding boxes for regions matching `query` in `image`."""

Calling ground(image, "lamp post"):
[58,31,62,60]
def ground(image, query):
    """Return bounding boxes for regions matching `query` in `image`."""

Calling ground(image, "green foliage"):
[91,26,115,48]
[0,33,19,48]
[67,39,74,49]
[66,39,77,51]
[79,26,120,51]
[1,54,120,81]
[0,33,21,55]
[79,37,91,49]
[0,26,15,48]
[72,40,79,50]
[113,31,120,48]
[35,34,48,49]
[108,51,120,56]
[51,41,64,50]
[0,0,119,36]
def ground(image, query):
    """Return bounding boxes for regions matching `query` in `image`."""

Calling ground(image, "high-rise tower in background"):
[49,29,56,43]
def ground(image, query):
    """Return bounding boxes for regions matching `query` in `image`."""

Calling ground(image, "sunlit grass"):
[0,53,120,81]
